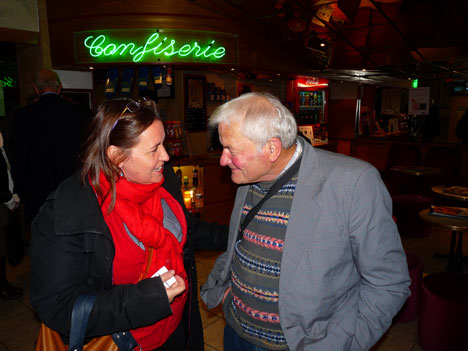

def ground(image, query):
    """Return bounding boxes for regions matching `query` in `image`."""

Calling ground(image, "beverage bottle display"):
[317,110,324,123]
[313,92,318,105]
[317,91,322,106]
[183,176,189,187]
[176,167,182,182]
[192,166,199,186]
[194,188,203,208]
[299,92,305,106]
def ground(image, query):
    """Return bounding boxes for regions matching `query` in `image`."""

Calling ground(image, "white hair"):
[208,92,297,150]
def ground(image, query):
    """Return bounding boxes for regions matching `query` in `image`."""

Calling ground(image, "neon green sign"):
[412,79,418,88]
[74,29,238,65]
[0,76,15,88]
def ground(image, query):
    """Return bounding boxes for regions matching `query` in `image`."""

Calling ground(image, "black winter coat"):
[29,165,228,350]
[13,93,90,224]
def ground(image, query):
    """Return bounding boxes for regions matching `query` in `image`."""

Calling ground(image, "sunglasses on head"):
[112,98,154,130]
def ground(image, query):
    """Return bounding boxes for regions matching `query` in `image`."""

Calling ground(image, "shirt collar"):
[277,138,302,178]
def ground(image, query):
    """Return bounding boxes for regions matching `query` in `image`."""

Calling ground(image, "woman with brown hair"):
[29,98,227,350]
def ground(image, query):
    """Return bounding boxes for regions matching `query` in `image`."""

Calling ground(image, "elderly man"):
[13,69,90,226]
[201,92,410,351]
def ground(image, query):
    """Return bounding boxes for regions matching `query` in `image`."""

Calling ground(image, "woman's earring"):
[119,169,124,177]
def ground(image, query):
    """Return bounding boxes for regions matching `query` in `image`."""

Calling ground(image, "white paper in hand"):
[152,266,176,288]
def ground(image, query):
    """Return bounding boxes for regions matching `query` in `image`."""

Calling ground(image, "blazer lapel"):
[279,142,328,304]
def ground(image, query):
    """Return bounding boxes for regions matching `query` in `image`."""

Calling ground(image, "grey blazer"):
[201,137,410,350]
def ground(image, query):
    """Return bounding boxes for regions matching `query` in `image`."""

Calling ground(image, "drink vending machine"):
[288,76,329,145]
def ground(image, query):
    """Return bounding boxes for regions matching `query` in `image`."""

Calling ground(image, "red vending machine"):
[288,76,329,145]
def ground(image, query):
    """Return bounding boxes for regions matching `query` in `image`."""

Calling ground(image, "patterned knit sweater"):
[223,171,298,350]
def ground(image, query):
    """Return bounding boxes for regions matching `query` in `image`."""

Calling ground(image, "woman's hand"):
[160,270,185,303]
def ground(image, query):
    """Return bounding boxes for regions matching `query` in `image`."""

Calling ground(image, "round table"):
[419,209,468,272]
[391,166,442,177]
[431,185,468,203]
[391,166,442,194]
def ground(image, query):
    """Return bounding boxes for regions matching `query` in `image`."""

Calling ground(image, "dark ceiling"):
[201,0,468,83]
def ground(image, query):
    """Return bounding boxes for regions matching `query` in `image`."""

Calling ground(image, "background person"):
[12,69,91,227]
[30,99,227,351]
[0,130,22,300]
[201,92,410,351]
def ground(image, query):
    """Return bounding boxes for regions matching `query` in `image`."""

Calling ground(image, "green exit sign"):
[74,29,239,65]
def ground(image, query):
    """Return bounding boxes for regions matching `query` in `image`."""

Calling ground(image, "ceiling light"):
[320,43,325,47]
[89,66,94,70]
[231,68,235,71]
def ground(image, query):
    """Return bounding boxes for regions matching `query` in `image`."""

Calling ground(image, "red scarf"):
[97,172,188,350]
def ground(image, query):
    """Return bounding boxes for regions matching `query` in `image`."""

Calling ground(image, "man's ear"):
[106,145,122,167]
[267,137,282,162]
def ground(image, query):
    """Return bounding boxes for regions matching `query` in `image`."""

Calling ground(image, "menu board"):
[185,76,207,132]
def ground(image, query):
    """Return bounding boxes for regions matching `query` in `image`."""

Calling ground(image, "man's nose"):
[220,149,230,166]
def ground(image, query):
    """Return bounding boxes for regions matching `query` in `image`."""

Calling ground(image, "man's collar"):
[40,91,59,97]
[277,138,302,178]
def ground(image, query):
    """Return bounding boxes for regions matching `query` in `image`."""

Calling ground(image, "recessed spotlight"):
[320,43,325,47]
[408,77,411,80]
[231,68,235,71]
[89,66,94,70]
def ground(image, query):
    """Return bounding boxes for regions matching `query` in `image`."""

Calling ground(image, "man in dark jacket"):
[13,69,90,226]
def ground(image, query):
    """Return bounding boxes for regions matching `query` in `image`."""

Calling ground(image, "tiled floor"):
[1,226,466,350]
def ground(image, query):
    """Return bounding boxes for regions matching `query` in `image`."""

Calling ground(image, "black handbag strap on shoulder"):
[68,292,98,351]
[238,157,302,240]
[68,292,140,351]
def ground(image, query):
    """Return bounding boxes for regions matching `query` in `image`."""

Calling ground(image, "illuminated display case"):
[289,76,329,145]
[173,165,204,215]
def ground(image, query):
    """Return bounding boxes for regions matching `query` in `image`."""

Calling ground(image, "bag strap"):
[112,331,140,351]
[238,157,301,240]
[139,246,154,281]
[68,292,98,351]
[68,292,140,351]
